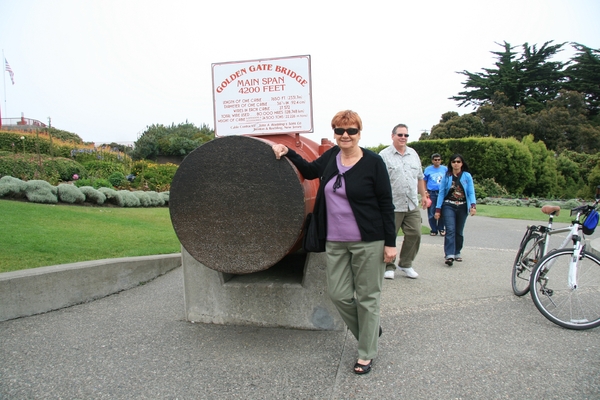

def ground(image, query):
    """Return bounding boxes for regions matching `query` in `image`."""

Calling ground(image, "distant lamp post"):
[20,136,25,153]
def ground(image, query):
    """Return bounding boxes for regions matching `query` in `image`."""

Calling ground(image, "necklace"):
[341,150,362,167]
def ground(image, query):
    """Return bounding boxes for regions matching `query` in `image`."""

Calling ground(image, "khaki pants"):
[326,240,385,361]
[385,209,422,271]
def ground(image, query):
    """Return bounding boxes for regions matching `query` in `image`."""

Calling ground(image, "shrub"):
[108,171,126,188]
[73,177,113,189]
[118,190,141,207]
[563,199,583,209]
[98,187,124,207]
[529,198,544,208]
[42,158,87,181]
[79,186,106,205]
[74,178,93,188]
[0,157,40,180]
[132,190,151,207]
[57,183,85,204]
[411,137,534,195]
[159,191,169,205]
[0,152,86,183]
[473,177,509,199]
[131,160,177,191]
[25,180,58,204]
[92,178,113,190]
[145,191,165,207]
[82,160,125,179]
[0,175,27,199]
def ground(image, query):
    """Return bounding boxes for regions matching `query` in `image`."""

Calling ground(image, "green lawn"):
[0,199,180,273]
[476,204,573,223]
[0,199,577,273]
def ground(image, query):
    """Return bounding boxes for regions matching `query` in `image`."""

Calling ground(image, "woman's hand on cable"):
[434,212,440,220]
[384,246,397,264]
[272,144,288,159]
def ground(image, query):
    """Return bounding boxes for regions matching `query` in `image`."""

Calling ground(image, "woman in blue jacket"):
[434,154,476,266]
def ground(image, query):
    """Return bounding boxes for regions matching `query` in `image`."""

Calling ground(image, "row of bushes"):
[477,196,583,209]
[407,135,600,200]
[0,176,169,207]
[0,151,177,192]
[0,130,86,158]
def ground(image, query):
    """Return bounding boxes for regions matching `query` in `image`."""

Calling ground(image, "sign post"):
[212,55,313,137]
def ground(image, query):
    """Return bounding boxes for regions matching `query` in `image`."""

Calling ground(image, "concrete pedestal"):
[181,247,344,331]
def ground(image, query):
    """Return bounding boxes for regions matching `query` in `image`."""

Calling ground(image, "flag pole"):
[2,49,5,123]
[2,49,6,123]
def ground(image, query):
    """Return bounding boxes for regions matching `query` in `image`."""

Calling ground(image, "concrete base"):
[0,254,181,321]
[181,247,344,331]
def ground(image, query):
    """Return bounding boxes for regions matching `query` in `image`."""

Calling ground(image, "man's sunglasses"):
[395,133,409,138]
[334,128,360,136]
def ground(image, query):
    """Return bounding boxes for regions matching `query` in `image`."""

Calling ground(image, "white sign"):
[212,55,313,136]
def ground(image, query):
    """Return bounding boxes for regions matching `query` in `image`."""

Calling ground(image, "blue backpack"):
[583,209,599,235]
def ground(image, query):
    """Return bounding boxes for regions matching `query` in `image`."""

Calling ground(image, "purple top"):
[324,153,361,242]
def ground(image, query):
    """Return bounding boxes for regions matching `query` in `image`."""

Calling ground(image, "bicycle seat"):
[541,205,561,216]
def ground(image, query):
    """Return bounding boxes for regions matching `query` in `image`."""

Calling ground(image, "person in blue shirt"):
[423,153,447,236]
[434,154,477,266]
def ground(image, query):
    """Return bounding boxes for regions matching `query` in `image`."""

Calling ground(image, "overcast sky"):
[1,0,599,148]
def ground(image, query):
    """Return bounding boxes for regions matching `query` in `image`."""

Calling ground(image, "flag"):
[5,58,14,85]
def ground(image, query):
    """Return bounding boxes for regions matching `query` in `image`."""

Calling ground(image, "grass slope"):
[0,199,180,273]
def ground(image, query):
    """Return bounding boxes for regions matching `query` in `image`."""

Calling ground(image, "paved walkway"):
[1,213,599,399]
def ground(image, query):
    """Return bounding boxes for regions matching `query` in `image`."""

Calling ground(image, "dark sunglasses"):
[451,160,462,163]
[433,158,441,161]
[395,133,409,138]
[334,128,360,136]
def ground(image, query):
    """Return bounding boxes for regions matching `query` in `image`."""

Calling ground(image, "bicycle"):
[511,206,575,297]
[529,189,600,330]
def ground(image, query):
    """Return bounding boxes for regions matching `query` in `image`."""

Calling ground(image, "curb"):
[590,237,600,258]
[0,253,182,322]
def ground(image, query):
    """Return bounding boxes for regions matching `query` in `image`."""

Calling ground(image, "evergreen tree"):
[451,41,567,114]
[564,43,600,124]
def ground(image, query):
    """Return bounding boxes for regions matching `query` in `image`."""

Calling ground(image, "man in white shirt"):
[379,123,427,279]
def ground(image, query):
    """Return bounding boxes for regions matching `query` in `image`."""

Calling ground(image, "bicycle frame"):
[538,199,600,291]
[537,219,584,292]
[520,215,576,266]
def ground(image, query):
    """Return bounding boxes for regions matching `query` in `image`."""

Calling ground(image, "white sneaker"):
[399,267,419,279]
[384,270,395,280]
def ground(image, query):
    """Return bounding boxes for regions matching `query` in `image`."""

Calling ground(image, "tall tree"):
[534,90,600,153]
[451,41,520,109]
[519,41,568,113]
[451,41,567,114]
[564,43,600,124]
[428,112,485,139]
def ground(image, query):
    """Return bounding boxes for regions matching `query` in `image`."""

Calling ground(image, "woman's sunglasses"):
[334,128,359,136]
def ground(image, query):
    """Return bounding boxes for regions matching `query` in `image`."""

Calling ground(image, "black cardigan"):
[285,146,396,248]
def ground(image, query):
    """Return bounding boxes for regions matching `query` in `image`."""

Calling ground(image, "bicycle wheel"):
[530,248,600,330]
[512,233,544,296]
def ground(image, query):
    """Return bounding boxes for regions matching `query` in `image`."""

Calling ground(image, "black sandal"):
[354,360,373,375]
[445,258,454,266]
